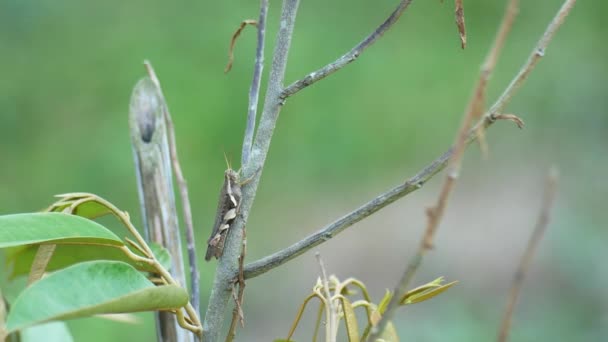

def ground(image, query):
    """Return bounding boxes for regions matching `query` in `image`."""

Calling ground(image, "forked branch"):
[370,1,574,339]
[202,1,300,341]
[244,0,575,289]
[281,0,414,99]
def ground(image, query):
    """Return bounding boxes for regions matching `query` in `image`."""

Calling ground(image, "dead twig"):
[455,0,466,49]
[368,0,575,339]
[144,61,201,318]
[225,228,247,342]
[498,168,559,342]
[225,20,258,74]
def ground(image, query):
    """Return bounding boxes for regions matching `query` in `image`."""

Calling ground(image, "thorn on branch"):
[225,19,258,74]
[495,113,525,129]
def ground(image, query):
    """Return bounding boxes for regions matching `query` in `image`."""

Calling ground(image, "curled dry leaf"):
[225,19,258,73]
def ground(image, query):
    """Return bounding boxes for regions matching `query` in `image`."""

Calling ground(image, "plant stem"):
[201,1,301,341]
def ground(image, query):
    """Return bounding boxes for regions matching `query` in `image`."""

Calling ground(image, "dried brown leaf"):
[225,19,258,73]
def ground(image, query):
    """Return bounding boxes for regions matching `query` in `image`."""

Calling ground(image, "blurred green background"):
[1,0,607,341]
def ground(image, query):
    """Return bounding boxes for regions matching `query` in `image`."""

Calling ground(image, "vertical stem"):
[129,77,195,342]
[202,1,300,341]
[241,0,269,166]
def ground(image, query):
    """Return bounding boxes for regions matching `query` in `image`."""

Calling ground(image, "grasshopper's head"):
[225,168,239,183]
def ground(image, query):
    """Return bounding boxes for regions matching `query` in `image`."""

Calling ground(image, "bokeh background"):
[1,0,607,341]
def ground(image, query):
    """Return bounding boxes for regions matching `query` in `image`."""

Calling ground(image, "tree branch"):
[486,0,577,120]
[280,0,414,99]
[498,168,559,342]
[370,1,575,339]
[243,0,575,283]
[202,1,300,341]
[369,0,518,336]
[242,0,269,167]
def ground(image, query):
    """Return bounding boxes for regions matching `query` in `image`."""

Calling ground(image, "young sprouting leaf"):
[339,296,360,342]
[285,293,321,342]
[47,198,111,219]
[400,277,458,305]
[6,260,188,332]
[376,321,399,342]
[7,242,171,279]
[0,213,123,248]
[20,321,74,342]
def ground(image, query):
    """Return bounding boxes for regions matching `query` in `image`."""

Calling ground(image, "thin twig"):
[475,0,519,155]
[369,0,517,337]
[486,0,577,121]
[0,288,6,342]
[202,1,300,340]
[144,61,201,318]
[455,0,466,49]
[281,0,414,99]
[225,228,247,342]
[369,1,575,339]
[242,0,269,167]
[225,20,258,74]
[243,0,573,285]
[498,168,559,342]
[243,112,521,280]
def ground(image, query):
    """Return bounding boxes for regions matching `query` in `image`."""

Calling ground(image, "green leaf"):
[339,296,360,342]
[400,277,458,305]
[273,340,296,342]
[21,321,73,342]
[48,198,111,219]
[7,242,171,279]
[0,213,123,248]
[6,260,188,332]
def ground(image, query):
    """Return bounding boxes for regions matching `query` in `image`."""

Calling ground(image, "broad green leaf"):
[7,242,171,279]
[339,296,360,342]
[27,244,56,285]
[7,260,188,332]
[0,213,123,248]
[21,321,73,342]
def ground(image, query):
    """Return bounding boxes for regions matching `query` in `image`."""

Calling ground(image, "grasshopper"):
[205,168,242,261]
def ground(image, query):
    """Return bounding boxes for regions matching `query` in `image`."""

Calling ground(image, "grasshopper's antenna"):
[223,151,232,170]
